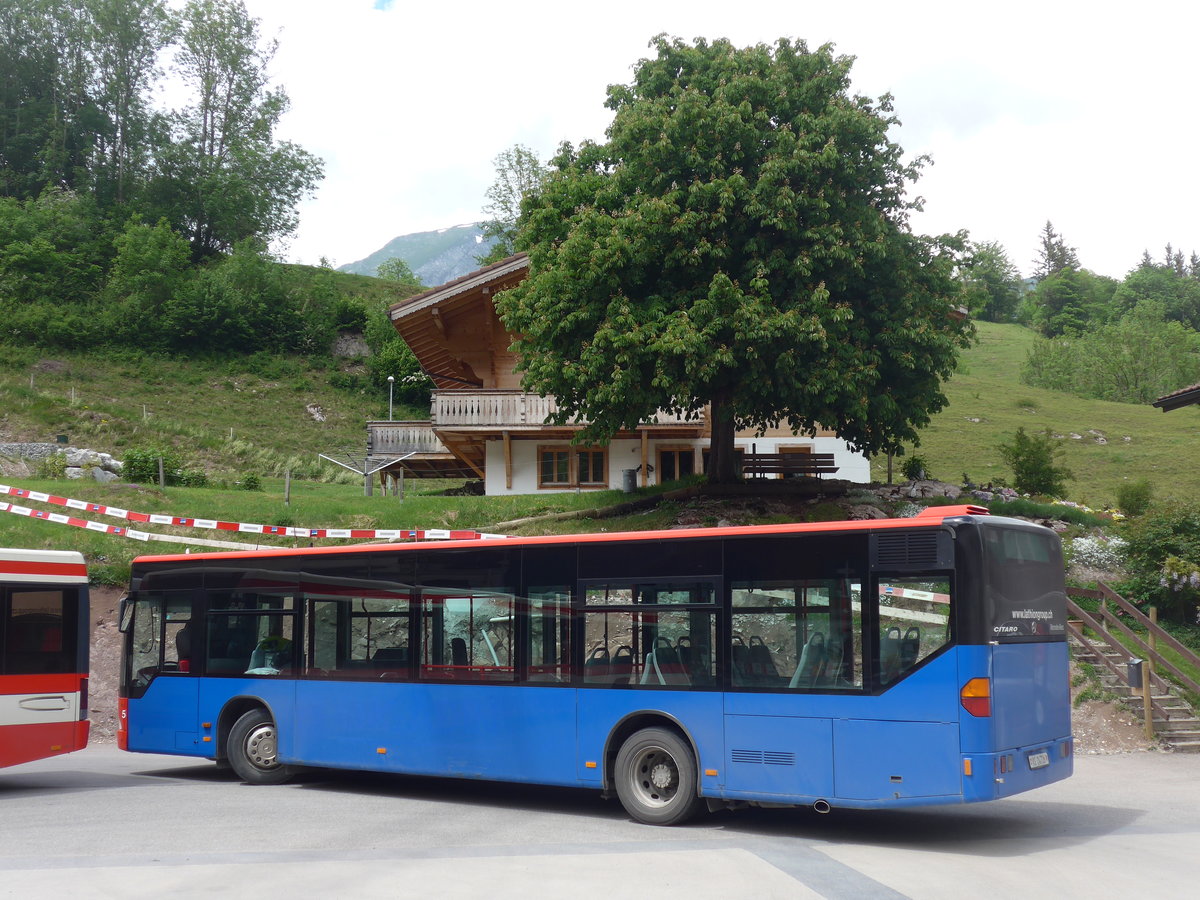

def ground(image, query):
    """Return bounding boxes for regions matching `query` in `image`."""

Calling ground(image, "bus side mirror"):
[118,594,133,633]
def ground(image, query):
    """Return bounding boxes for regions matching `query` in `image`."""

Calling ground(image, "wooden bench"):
[740,452,839,479]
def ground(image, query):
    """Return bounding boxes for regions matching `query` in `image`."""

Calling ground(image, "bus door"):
[578,580,722,784]
[723,577,861,800]
[293,582,414,770]
[121,590,199,753]
[832,573,961,802]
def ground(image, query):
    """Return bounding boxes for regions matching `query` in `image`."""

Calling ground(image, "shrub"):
[178,470,209,488]
[997,427,1073,497]
[123,446,185,485]
[1118,502,1200,622]
[1069,536,1128,572]
[900,454,930,481]
[36,451,67,479]
[239,474,263,492]
[1116,479,1154,517]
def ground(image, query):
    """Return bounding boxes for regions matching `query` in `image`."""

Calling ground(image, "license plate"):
[1027,751,1050,770]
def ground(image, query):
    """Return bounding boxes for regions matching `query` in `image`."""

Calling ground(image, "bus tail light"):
[960,677,991,717]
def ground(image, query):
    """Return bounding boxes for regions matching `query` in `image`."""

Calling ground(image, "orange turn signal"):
[960,677,991,717]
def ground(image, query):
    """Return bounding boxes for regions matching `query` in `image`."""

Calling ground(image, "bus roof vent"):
[871,530,949,569]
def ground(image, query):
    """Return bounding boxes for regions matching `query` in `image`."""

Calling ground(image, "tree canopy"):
[477,143,546,265]
[0,0,321,260]
[961,240,1022,322]
[497,36,972,481]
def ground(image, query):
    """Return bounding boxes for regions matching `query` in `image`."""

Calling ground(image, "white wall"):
[483,436,870,496]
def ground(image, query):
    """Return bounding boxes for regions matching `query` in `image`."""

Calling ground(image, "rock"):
[92,468,119,483]
[306,403,326,423]
[66,467,84,479]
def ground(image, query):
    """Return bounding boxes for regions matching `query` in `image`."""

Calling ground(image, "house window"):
[538,446,608,489]
[658,448,695,483]
[539,449,570,487]
[577,449,606,485]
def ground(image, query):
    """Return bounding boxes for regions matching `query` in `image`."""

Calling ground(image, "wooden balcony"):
[431,390,702,431]
[366,421,447,456]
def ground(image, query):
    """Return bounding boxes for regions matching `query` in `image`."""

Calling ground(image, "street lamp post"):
[387,375,394,421]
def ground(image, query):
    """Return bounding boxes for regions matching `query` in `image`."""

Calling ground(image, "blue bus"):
[118,505,1072,824]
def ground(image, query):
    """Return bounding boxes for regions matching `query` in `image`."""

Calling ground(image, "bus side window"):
[731,579,861,691]
[4,590,73,675]
[876,577,952,686]
[526,590,572,683]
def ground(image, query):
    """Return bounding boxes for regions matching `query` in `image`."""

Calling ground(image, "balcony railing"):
[366,421,447,455]
[431,390,700,429]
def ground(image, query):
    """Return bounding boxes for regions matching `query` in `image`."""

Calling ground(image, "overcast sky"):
[233,0,1196,279]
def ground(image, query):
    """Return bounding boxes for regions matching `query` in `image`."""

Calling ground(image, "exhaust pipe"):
[813,799,831,814]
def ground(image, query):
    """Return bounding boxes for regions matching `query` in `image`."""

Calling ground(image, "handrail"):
[1084,601,1192,695]
[1068,584,1200,697]
[1097,582,1200,675]
[1065,606,1172,722]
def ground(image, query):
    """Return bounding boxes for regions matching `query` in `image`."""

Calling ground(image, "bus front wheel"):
[614,727,702,826]
[227,708,294,786]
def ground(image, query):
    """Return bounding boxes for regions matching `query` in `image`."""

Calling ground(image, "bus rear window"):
[983,527,1067,642]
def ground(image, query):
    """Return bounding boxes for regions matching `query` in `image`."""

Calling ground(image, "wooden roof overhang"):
[388,253,529,389]
[1153,382,1200,412]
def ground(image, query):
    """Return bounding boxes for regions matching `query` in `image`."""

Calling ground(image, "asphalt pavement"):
[2,746,1197,899]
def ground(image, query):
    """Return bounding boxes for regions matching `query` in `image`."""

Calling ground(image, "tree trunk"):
[706,391,740,484]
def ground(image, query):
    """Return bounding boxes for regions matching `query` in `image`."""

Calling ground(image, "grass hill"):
[4,319,1200,583]
[877,321,1200,506]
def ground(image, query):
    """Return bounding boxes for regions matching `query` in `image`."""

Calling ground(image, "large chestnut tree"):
[498,36,971,482]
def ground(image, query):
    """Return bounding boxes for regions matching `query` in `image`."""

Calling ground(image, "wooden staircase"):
[1068,585,1200,752]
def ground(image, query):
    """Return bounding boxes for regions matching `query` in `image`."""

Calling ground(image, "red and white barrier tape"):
[0,484,508,542]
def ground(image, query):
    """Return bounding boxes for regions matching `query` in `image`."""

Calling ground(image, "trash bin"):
[1127,658,1144,690]
[621,469,638,493]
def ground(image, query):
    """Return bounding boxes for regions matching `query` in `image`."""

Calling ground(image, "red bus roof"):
[131,506,992,566]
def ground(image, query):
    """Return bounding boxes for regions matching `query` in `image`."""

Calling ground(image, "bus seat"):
[678,637,711,683]
[641,639,688,686]
[450,637,468,667]
[900,627,921,669]
[611,645,634,674]
[639,651,663,685]
[248,637,292,672]
[789,632,826,689]
[748,636,778,679]
[730,636,751,684]
[175,623,192,673]
[583,645,611,682]
[819,634,846,685]
[880,626,902,682]
[675,636,693,669]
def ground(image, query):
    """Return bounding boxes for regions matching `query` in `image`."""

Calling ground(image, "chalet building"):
[366,254,870,495]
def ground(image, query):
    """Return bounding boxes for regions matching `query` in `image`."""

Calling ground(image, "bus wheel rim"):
[632,747,678,808]
[245,724,279,770]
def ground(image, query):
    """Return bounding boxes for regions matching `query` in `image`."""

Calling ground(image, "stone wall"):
[0,442,123,482]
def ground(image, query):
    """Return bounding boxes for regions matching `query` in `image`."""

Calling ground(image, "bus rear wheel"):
[227,708,294,786]
[614,727,702,825]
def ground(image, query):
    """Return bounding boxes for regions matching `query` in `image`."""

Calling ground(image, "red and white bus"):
[1,548,90,768]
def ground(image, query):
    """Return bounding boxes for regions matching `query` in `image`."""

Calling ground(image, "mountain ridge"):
[339,224,498,287]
